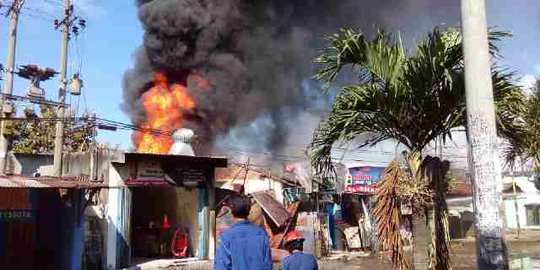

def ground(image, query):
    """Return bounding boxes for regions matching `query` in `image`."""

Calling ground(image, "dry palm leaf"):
[422,156,452,270]
[372,158,412,270]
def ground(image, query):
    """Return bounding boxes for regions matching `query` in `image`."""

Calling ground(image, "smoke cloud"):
[122,0,461,158]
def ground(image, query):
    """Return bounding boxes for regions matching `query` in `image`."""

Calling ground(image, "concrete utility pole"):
[460,0,508,269]
[0,0,24,175]
[53,0,71,177]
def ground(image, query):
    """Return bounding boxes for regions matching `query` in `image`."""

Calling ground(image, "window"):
[525,204,540,226]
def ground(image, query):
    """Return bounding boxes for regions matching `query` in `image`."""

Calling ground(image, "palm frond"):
[314,28,405,88]
[503,78,540,167]
[487,30,512,58]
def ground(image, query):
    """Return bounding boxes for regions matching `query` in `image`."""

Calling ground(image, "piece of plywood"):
[342,226,362,249]
[251,191,290,227]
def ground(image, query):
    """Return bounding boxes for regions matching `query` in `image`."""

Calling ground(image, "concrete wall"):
[12,149,123,181]
[503,176,540,230]
[11,154,53,175]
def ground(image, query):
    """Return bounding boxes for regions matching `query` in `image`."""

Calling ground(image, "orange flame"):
[134,72,196,154]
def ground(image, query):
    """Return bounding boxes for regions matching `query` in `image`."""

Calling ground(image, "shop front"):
[326,166,385,252]
[0,176,105,270]
[105,153,227,269]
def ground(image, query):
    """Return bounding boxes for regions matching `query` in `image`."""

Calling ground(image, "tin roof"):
[215,164,266,182]
[0,175,107,189]
[215,164,296,188]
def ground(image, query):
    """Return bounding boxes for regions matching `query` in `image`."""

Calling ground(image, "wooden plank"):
[251,192,290,227]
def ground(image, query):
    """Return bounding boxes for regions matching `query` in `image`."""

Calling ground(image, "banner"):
[345,166,385,194]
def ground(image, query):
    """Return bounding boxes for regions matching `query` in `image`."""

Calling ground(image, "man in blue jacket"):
[214,194,272,270]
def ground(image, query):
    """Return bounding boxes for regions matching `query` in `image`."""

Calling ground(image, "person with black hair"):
[214,194,272,270]
[281,230,318,270]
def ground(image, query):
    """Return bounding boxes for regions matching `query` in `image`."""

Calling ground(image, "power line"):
[20,5,56,19]
[43,0,62,7]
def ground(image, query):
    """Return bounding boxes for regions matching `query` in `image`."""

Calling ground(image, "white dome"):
[172,128,195,143]
[168,128,195,156]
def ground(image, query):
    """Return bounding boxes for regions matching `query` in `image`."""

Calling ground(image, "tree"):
[505,79,540,189]
[8,105,95,154]
[310,28,525,269]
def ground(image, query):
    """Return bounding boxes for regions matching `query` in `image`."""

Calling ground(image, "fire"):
[134,72,196,154]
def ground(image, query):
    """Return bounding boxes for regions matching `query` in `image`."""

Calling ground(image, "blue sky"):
[0,0,142,149]
[0,0,538,151]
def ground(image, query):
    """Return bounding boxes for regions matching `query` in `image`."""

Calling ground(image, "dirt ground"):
[318,233,540,270]
[131,232,540,269]
[319,253,393,270]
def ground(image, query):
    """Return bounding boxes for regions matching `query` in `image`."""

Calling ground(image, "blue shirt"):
[214,220,272,270]
[282,251,318,270]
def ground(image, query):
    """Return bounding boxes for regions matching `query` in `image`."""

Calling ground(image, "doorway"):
[130,187,199,263]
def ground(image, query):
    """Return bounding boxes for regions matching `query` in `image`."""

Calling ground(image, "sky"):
[0,0,142,150]
[0,0,539,152]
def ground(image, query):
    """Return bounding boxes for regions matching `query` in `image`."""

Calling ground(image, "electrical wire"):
[2,109,473,164]
[21,5,55,19]
[17,8,54,22]
[42,0,62,7]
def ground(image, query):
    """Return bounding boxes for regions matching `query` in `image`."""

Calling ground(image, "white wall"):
[503,176,540,229]
[504,195,540,230]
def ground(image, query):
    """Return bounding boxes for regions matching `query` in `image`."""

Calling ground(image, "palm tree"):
[310,28,525,269]
[505,79,540,188]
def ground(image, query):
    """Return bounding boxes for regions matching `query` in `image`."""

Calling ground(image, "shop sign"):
[136,161,166,182]
[0,210,34,221]
[345,166,385,194]
[171,168,207,186]
[348,166,385,186]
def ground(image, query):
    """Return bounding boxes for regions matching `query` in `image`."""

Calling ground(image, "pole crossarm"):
[0,93,69,107]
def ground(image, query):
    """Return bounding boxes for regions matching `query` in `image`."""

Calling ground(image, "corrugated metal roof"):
[215,164,264,182]
[0,175,107,189]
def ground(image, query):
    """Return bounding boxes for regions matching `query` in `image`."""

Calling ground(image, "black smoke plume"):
[122,0,461,156]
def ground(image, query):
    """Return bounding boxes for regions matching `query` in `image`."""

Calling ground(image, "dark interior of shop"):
[130,187,198,261]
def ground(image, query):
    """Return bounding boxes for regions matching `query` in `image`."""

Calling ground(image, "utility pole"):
[0,0,24,175]
[53,0,71,177]
[460,0,508,269]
